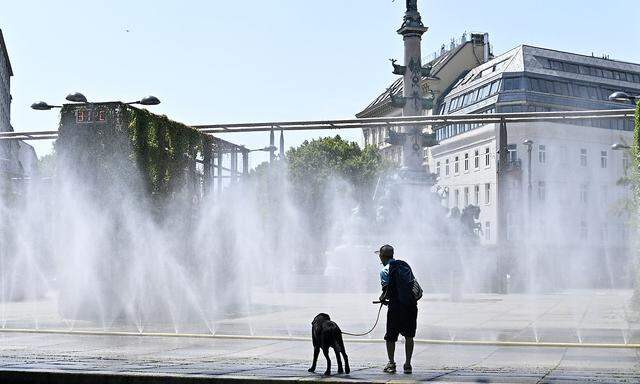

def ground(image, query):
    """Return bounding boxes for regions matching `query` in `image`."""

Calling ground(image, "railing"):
[0,109,635,140]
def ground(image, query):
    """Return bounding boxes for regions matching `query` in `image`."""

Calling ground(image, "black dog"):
[308,313,350,376]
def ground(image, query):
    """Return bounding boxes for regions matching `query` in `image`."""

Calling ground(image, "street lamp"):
[65,92,88,103]
[32,93,161,111]
[126,96,161,106]
[611,143,631,151]
[30,101,61,110]
[608,91,639,103]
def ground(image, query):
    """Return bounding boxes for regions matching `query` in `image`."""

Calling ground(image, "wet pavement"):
[0,331,639,383]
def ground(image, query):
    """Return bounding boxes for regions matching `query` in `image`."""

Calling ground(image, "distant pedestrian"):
[376,244,420,374]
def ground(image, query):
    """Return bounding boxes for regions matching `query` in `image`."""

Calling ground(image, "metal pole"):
[269,128,275,165]
[216,149,223,194]
[527,144,533,218]
[496,119,509,294]
[231,147,238,183]
[242,150,249,176]
[279,129,285,159]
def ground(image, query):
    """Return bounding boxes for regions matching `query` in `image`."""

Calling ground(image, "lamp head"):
[31,101,55,110]
[138,95,161,106]
[65,92,88,103]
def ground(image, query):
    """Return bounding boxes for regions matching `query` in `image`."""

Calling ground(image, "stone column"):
[397,0,428,172]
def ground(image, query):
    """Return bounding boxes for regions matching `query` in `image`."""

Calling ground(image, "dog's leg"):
[341,343,350,374]
[308,347,319,372]
[334,345,344,374]
[322,347,331,376]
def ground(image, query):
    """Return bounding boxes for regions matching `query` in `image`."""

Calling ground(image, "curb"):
[0,369,411,384]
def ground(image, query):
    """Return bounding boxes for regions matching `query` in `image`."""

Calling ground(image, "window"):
[435,161,441,176]
[600,150,607,168]
[485,222,491,241]
[464,153,469,171]
[474,185,480,205]
[485,147,490,167]
[474,150,480,169]
[464,187,469,207]
[454,156,459,174]
[580,184,588,204]
[445,159,450,176]
[454,189,460,208]
[507,144,518,163]
[485,183,491,204]
[580,221,588,239]
[489,80,501,95]
[601,185,608,206]
[538,145,546,164]
[538,181,546,201]
[580,148,587,167]
[503,77,522,90]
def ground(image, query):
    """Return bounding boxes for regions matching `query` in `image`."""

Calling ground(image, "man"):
[377,244,417,374]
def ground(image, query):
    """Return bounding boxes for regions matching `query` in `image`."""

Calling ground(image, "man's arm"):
[379,268,390,304]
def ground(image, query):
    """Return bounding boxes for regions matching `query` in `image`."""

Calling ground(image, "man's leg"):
[386,340,395,363]
[404,337,414,366]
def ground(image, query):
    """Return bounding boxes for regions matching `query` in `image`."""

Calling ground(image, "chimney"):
[483,33,491,62]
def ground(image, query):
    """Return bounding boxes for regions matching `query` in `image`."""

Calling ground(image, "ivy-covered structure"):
[54,102,249,320]
[57,102,247,214]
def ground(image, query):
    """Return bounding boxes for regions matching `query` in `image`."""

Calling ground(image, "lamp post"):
[32,93,160,111]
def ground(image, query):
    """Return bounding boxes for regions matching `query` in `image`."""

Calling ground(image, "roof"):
[441,44,640,102]
[0,29,13,76]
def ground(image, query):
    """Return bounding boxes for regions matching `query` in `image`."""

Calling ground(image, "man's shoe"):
[403,364,412,374]
[383,362,396,373]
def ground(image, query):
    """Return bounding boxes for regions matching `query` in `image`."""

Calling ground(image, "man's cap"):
[375,244,394,257]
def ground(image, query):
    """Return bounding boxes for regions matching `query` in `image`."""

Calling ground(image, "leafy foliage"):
[286,135,388,203]
[630,103,640,309]
[37,151,56,178]
[56,103,207,217]
[127,107,206,208]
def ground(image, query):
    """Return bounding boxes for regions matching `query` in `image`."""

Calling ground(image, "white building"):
[358,40,639,288]
[0,28,37,181]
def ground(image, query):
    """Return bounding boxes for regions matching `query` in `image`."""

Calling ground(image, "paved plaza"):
[1,289,638,344]
[1,289,639,382]
[0,331,639,383]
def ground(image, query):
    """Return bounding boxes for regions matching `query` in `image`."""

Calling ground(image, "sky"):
[2,0,639,167]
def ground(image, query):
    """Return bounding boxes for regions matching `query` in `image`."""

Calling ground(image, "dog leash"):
[340,302,384,337]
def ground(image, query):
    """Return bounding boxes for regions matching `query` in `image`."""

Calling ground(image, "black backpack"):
[389,260,422,306]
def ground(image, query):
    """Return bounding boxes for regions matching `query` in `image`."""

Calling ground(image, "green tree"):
[37,151,56,178]
[285,135,389,269]
[286,135,387,203]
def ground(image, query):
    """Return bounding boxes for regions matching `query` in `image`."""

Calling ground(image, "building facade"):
[0,28,37,182]
[358,41,639,288]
